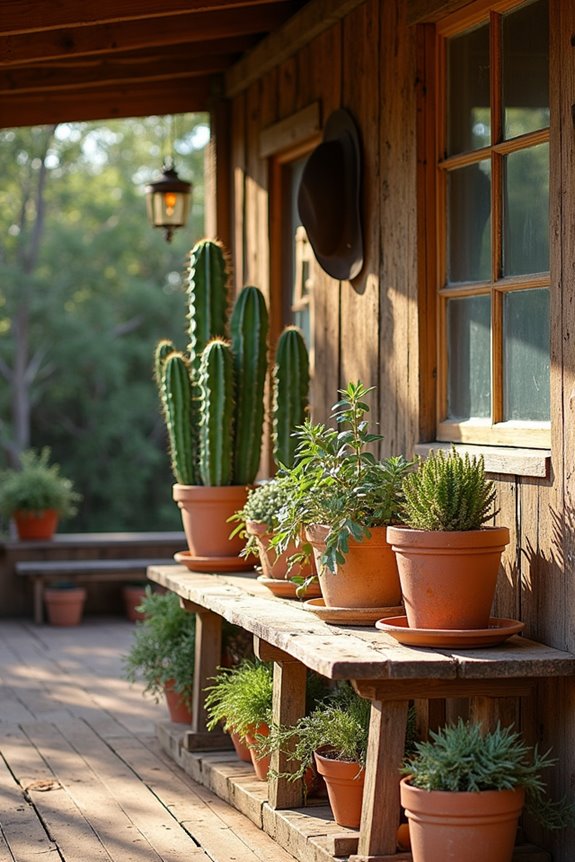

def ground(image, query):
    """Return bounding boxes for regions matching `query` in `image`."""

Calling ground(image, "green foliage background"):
[0,115,209,531]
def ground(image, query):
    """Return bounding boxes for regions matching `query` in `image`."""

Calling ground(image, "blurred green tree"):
[0,114,209,531]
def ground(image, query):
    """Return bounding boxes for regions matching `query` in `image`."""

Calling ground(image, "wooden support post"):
[349,691,409,862]
[180,599,232,752]
[254,636,307,809]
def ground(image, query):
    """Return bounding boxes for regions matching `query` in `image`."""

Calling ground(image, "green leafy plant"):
[0,447,81,518]
[274,381,411,573]
[257,683,417,780]
[402,718,575,830]
[228,477,292,556]
[123,588,196,707]
[400,448,497,531]
[204,659,273,738]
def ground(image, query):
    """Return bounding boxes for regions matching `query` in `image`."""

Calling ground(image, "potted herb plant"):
[274,381,411,609]
[255,684,370,828]
[204,659,274,779]
[0,447,81,541]
[229,477,313,582]
[123,588,196,724]
[400,718,575,862]
[154,239,309,567]
[387,447,509,630]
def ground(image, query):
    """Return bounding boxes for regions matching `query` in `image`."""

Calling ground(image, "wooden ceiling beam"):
[0,4,297,67]
[0,77,214,129]
[0,55,234,96]
[0,0,296,36]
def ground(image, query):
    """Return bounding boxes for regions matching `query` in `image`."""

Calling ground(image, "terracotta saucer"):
[304,598,404,626]
[174,550,255,573]
[256,574,322,599]
[374,616,525,648]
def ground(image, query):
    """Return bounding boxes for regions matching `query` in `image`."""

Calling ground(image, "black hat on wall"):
[297,108,363,281]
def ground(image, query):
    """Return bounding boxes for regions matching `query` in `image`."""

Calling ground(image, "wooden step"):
[157,721,552,862]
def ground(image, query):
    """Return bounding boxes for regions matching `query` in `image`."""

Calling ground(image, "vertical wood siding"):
[227,3,575,855]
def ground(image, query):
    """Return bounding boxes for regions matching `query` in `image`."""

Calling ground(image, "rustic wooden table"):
[148,565,575,862]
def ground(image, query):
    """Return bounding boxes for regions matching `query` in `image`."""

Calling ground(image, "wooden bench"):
[16,558,170,624]
[147,565,575,862]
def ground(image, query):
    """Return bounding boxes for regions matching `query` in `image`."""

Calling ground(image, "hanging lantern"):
[145,157,192,243]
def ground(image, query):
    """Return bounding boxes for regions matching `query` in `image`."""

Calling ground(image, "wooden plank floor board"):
[0,619,297,862]
[111,734,297,862]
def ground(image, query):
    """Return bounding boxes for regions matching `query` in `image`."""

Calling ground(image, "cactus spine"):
[199,338,234,486]
[163,352,200,485]
[154,338,176,389]
[231,286,269,485]
[187,239,229,377]
[272,326,310,468]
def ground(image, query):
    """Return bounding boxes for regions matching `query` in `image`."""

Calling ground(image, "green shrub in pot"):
[272,381,411,607]
[0,447,81,540]
[388,447,510,631]
[400,718,575,862]
[122,588,196,715]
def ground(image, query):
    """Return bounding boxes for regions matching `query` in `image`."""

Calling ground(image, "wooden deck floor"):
[0,618,296,862]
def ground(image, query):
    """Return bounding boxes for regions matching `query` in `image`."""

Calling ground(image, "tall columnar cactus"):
[231,286,269,485]
[187,239,229,377]
[198,338,235,486]
[272,326,310,468]
[162,352,200,485]
[155,239,310,488]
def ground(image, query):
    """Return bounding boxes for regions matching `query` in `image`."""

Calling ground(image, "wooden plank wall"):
[226,3,575,857]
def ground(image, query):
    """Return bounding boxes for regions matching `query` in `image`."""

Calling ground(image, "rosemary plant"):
[122,588,195,708]
[400,447,497,531]
[204,659,274,738]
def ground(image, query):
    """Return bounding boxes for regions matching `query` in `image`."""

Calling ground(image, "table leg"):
[254,637,307,809]
[33,577,43,625]
[180,600,232,752]
[349,697,409,861]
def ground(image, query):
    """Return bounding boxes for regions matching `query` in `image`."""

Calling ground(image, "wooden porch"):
[0,618,296,862]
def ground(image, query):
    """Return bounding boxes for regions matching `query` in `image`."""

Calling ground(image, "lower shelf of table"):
[156,722,550,862]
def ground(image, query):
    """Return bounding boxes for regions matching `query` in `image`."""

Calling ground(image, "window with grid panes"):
[435,0,550,448]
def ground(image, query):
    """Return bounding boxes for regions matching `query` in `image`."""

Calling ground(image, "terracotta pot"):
[123,585,147,622]
[44,586,86,626]
[246,520,312,580]
[306,524,401,609]
[163,679,193,724]
[400,777,524,862]
[173,483,250,558]
[314,748,365,829]
[387,526,510,630]
[229,729,252,763]
[13,508,59,541]
[245,722,271,781]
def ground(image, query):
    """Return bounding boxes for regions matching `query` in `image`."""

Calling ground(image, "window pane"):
[448,161,491,283]
[447,295,491,419]
[504,289,549,421]
[503,0,549,140]
[503,143,549,276]
[447,23,490,154]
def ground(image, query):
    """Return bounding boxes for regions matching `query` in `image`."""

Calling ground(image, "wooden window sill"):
[414,442,551,478]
